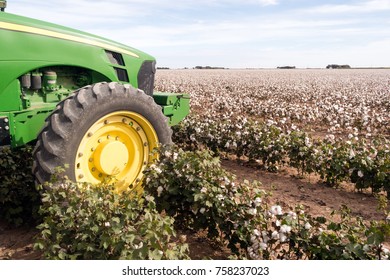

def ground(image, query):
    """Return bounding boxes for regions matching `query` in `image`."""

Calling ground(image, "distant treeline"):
[158,64,389,70]
[158,66,227,70]
[326,64,351,69]
[194,66,226,69]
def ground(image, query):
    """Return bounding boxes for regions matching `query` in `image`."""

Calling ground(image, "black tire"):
[32,82,172,190]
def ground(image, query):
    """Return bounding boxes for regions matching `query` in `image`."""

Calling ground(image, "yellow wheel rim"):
[75,111,159,193]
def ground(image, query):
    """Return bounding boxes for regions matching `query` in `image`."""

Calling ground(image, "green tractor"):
[0,1,189,192]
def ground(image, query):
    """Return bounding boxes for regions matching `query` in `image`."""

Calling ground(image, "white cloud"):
[107,16,362,48]
[8,0,149,28]
[258,0,279,6]
[306,0,390,14]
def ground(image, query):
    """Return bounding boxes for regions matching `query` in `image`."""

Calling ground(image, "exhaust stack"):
[0,1,6,12]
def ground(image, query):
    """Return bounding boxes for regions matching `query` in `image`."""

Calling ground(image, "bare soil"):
[1,159,388,260]
[222,160,387,221]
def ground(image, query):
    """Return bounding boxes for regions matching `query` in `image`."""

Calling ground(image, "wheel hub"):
[75,111,159,192]
[94,140,129,175]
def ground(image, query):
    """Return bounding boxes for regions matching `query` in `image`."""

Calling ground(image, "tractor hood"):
[0,12,154,61]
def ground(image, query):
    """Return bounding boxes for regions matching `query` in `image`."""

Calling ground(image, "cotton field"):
[155,69,390,194]
[155,69,389,137]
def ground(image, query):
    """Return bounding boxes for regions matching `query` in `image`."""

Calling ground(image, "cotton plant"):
[173,112,389,195]
[144,146,390,260]
[34,179,190,260]
[245,203,390,260]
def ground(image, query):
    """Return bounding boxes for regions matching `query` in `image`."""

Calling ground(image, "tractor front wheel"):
[33,82,172,192]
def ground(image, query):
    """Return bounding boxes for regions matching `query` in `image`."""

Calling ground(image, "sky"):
[5,0,390,68]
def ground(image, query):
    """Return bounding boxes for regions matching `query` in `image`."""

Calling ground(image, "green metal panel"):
[8,106,55,147]
[0,79,22,111]
[153,92,190,126]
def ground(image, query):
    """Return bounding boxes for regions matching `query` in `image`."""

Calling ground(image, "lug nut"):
[104,120,109,125]
[78,174,84,179]
[87,132,93,137]
[78,152,83,157]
